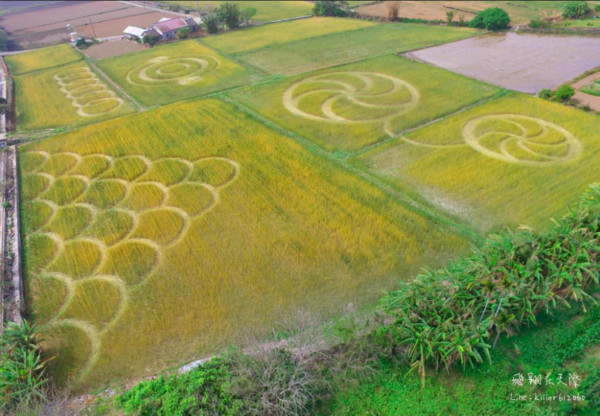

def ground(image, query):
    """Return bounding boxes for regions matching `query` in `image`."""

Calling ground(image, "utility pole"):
[89,17,97,38]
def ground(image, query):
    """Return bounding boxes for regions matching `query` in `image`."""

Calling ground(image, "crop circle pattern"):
[462,114,582,166]
[54,67,123,117]
[126,55,221,86]
[22,151,240,384]
[282,71,419,135]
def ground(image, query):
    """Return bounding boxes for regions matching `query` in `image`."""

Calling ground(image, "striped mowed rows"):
[201,17,375,54]
[20,98,469,388]
[354,92,600,231]
[229,55,500,152]
[5,43,83,75]
[96,40,260,106]
[14,62,135,131]
[233,23,482,75]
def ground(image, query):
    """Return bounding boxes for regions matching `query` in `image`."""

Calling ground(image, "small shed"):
[123,26,147,41]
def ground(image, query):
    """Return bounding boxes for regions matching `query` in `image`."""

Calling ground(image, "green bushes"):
[203,14,220,34]
[539,84,576,102]
[563,1,591,19]
[0,321,51,412]
[377,184,600,385]
[313,1,348,17]
[117,349,323,415]
[468,7,510,30]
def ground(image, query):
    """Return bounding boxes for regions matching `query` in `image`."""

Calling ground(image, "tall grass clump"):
[377,184,600,385]
[0,321,51,412]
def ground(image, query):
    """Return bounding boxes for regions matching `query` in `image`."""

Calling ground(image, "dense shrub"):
[468,7,510,30]
[0,321,51,412]
[555,84,576,101]
[118,349,322,416]
[377,184,600,385]
[528,18,551,29]
[142,34,161,46]
[203,14,220,34]
[217,2,241,29]
[562,1,590,19]
[176,27,191,39]
[313,1,347,17]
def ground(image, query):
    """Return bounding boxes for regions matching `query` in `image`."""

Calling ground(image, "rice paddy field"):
[201,17,375,54]
[234,23,481,75]
[5,43,83,75]
[164,1,314,22]
[96,40,259,106]
[229,55,500,152]
[19,98,468,388]
[13,62,136,131]
[353,92,600,231]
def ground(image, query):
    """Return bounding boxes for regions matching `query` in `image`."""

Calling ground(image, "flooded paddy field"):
[406,32,600,93]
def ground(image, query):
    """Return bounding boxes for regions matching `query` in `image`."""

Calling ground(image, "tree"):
[176,26,191,39]
[555,84,575,102]
[241,7,257,24]
[142,34,161,45]
[562,1,590,18]
[203,14,220,34]
[313,1,348,17]
[446,10,455,25]
[216,2,241,29]
[468,7,510,30]
[386,1,399,21]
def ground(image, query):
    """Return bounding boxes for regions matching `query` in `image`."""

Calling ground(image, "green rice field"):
[96,40,259,106]
[234,23,481,75]
[229,55,500,151]
[164,1,314,22]
[20,98,468,388]
[353,92,600,230]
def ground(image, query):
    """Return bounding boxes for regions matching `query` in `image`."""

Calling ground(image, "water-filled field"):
[20,98,468,388]
[407,32,600,93]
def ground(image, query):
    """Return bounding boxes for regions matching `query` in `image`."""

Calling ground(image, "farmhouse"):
[123,17,198,43]
[123,26,157,41]
[152,17,199,40]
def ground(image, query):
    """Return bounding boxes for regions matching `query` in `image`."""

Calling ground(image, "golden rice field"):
[96,40,260,106]
[201,16,374,54]
[229,55,500,151]
[14,62,135,131]
[5,43,83,75]
[354,92,600,231]
[20,98,469,388]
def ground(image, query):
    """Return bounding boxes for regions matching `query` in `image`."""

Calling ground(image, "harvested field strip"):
[235,23,481,75]
[202,17,375,54]
[228,54,500,152]
[20,98,468,388]
[14,62,136,131]
[354,92,600,231]
[5,43,83,75]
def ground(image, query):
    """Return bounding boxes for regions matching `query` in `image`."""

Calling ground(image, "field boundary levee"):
[1,146,24,331]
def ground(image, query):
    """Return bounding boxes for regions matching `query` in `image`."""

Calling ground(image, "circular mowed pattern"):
[462,114,582,166]
[22,151,240,384]
[54,67,123,117]
[282,71,419,135]
[126,55,221,86]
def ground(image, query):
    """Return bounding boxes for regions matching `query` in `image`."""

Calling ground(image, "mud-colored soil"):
[77,11,174,39]
[572,72,600,112]
[407,32,600,93]
[82,40,148,60]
